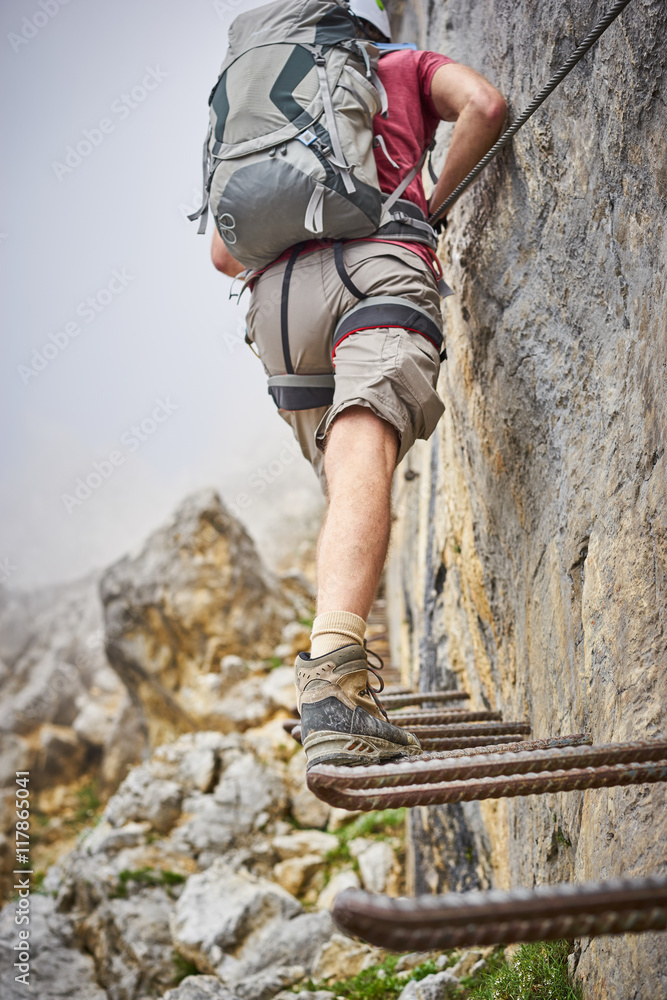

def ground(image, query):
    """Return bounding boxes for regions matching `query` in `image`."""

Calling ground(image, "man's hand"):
[211,227,245,277]
[428,63,506,216]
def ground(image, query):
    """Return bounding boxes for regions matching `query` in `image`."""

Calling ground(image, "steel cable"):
[429,0,635,224]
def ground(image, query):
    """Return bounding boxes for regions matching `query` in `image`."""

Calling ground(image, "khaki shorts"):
[245,241,446,484]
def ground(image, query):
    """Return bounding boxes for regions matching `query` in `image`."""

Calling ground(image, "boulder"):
[234,966,305,1000]
[272,855,324,896]
[350,839,400,895]
[100,490,297,747]
[272,830,338,860]
[286,752,330,829]
[316,869,361,912]
[311,932,383,981]
[397,971,461,1000]
[0,895,106,1000]
[170,861,301,975]
[104,766,183,834]
[81,889,177,1000]
[163,977,239,1000]
[226,911,334,984]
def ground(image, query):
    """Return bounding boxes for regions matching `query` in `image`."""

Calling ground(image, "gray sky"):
[1,0,323,590]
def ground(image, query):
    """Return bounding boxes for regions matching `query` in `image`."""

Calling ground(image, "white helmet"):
[349,0,391,41]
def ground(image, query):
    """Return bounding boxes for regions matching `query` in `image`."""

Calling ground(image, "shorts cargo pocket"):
[394,332,444,441]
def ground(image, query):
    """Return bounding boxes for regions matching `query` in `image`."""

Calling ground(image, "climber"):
[210,0,506,769]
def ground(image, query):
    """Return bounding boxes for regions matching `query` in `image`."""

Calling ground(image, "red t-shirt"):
[374,49,454,214]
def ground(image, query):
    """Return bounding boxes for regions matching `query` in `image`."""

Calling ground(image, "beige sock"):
[310,611,366,658]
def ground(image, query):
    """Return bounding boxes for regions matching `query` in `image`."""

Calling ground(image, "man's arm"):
[428,63,507,216]
[211,227,245,277]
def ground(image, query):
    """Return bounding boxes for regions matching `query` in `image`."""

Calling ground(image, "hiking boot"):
[295,643,422,770]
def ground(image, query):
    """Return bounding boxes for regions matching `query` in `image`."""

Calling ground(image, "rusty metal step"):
[420,735,531,751]
[283,720,533,750]
[387,709,502,725]
[332,876,667,951]
[382,690,470,708]
[307,739,667,810]
[408,721,532,738]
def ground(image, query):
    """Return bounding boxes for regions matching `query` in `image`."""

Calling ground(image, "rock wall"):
[387,0,667,996]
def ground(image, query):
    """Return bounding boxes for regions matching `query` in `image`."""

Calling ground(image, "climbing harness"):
[333,876,667,951]
[429,0,635,225]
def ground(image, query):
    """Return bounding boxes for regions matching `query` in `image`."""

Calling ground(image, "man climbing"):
[210,0,506,769]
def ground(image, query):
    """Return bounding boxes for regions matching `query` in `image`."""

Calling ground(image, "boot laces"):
[362,641,388,720]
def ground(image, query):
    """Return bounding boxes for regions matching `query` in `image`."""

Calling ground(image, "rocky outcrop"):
[0,727,435,1000]
[0,490,312,902]
[100,490,308,748]
[387,0,667,996]
[0,574,145,899]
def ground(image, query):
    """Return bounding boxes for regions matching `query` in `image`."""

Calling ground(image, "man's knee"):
[327,405,399,450]
[324,405,399,485]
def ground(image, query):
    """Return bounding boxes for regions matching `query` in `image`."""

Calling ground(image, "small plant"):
[464,940,581,1000]
[295,954,444,1000]
[322,808,407,882]
[339,808,407,841]
[33,870,47,894]
[171,950,200,985]
[69,782,102,827]
[111,867,186,899]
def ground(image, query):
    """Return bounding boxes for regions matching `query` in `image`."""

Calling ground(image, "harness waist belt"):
[332,295,443,355]
[267,374,335,411]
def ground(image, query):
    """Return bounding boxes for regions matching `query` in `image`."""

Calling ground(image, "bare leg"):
[316,406,399,620]
[298,407,423,768]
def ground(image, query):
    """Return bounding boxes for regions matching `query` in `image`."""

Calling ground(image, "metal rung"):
[420,734,530,751]
[311,739,667,789]
[332,876,667,951]
[409,721,532,737]
[307,739,667,810]
[286,726,529,751]
[382,690,470,708]
[387,709,502,725]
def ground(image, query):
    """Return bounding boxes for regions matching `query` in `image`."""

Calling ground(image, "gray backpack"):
[190,0,428,269]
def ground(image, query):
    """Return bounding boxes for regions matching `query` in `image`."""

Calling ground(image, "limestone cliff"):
[387,0,667,996]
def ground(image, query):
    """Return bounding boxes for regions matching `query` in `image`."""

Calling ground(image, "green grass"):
[171,950,200,985]
[295,955,443,1000]
[67,782,103,829]
[464,941,581,1000]
[110,867,186,899]
[293,940,579,1000]
[322,808,408,879]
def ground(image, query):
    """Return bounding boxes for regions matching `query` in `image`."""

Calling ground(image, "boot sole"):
[303,729,422,771]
